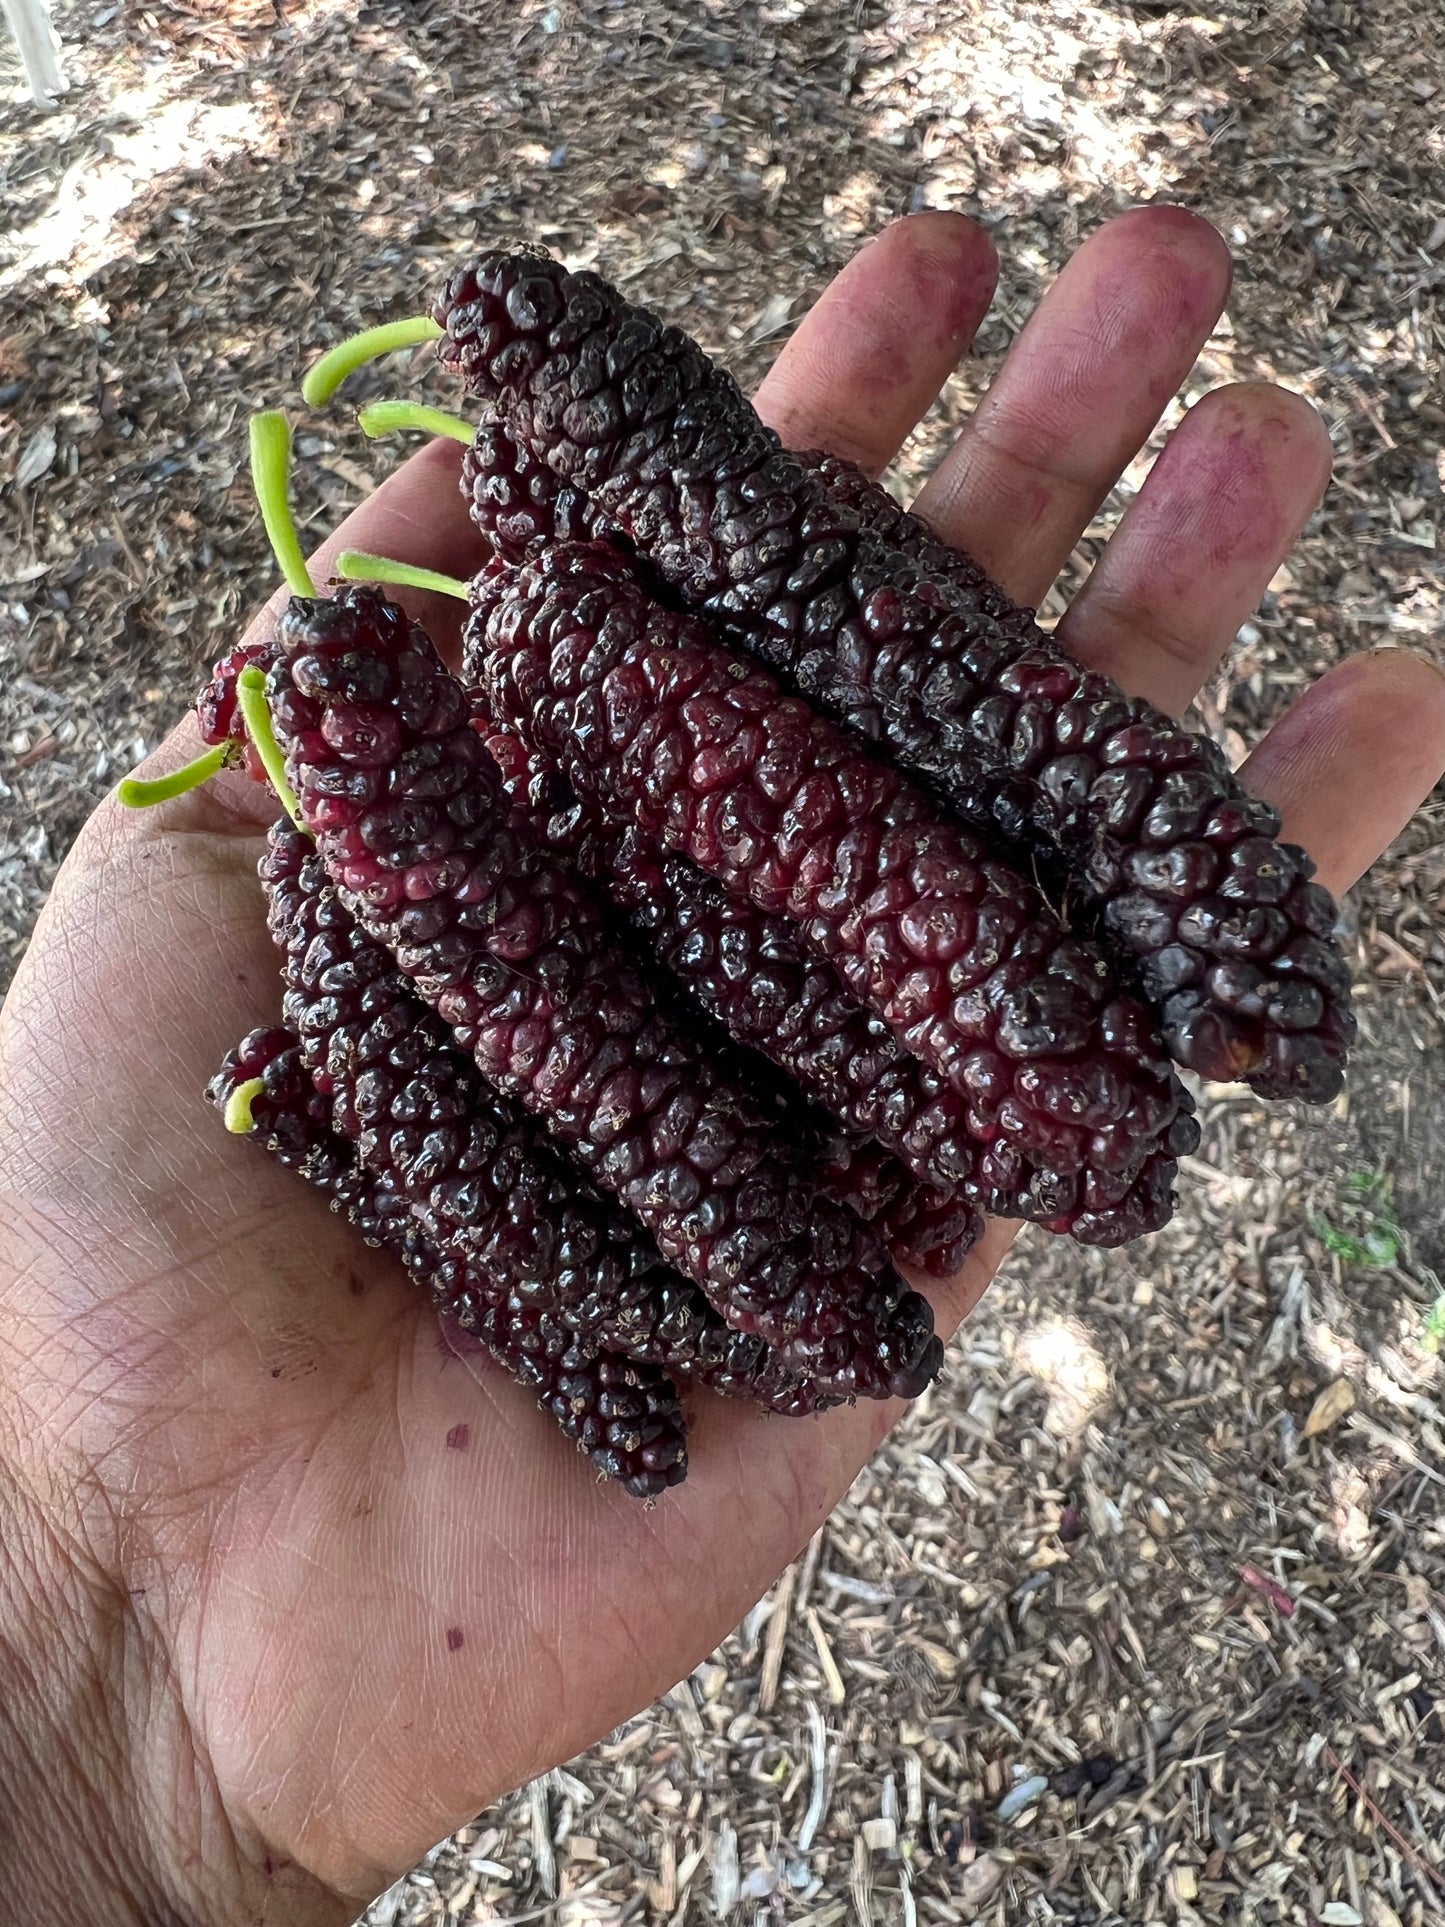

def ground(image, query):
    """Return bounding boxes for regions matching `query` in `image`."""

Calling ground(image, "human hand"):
[2,207,1442,1926]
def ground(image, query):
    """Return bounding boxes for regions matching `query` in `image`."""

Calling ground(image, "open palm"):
[2,208,1442,1926]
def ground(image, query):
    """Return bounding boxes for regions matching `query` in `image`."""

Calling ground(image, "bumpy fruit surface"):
[262,584,941,1396]
[469,543,1197,1240]
[195,639,278,781]
[464,416,619,562]
[207,1027,690,1495]
[436,250,1352,1102]
[260,821,838,1410]
[464,431,1174,1248]
[483,722,988,1263]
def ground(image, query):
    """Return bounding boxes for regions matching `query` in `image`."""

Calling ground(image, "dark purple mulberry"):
[464,416,620,562]
[259,820,840,1407]
[207,1028,690,1495]
[262,585,940,1397]
[466,542,1194,1226]
[435,251,1351,1102]
[208,1021,366,1199]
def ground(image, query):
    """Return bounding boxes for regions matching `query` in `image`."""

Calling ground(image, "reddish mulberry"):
[262,584,940,1396]
[196,639,278,782]
[467,542,1196,1228]
[482,718,1175,1247]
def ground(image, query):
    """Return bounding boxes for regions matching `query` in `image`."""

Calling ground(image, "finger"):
[917,654,1445,1358]
[924,1216,1019,1335]
[753,211,999,472]
[912,205,1233,606]
[1238,650,1445,894]
[1056,383,1334,717]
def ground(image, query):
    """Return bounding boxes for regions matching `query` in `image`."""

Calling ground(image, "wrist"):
[0,1454,348,1927]
[0,1463,167,1925]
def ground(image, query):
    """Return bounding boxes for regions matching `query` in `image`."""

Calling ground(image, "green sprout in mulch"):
[1309,1169,1403,1269]
[1309,1170,1445,1354]
[1422,1290,1445,1356]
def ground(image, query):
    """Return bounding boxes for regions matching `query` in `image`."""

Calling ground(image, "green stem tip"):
[250,411,316,600]
[223,1077,267,1135]
[335,550,471,602]
[118,740,233,810]
[357,400,474,446]
[235,666,307,835]
[301,316,444,408]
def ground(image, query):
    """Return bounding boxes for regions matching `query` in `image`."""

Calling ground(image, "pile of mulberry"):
[259,818,841,1416]
[468,540,1197,1245]
[261,581,942,1400]
[157,232,1357,1496]
[434,248,1352,1103]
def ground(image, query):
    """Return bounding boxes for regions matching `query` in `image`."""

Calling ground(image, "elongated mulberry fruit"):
[482,721,987,1260]
[464,430,987,1233]
[482,713,1172,1246]
[207,1028,691,1495]
[260,820,837,1410]
[596,830,992,1262]
[467,542,1195,1236]
[261,583,940,1396]
[435,250,1351,1101]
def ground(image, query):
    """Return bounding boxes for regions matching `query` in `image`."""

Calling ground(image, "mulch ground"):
[2,1,1442,1921]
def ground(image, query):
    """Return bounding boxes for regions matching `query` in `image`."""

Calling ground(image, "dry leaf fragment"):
[14,423,57,489]
[1304,1377,1357,1437]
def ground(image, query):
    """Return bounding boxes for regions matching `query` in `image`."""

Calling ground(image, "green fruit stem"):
[223,1077,267,1135]
[335,551,471,602]
[236,667,306,833]
[357,400,474,446]
[301,317,444,408]
[117,741,233,810]
[250,412,316,600]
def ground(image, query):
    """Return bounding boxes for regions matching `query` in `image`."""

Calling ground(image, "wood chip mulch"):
[1,2,1442,1921]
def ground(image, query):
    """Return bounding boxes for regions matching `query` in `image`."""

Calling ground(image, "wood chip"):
[806,1606,847,1706]
[1304,1377,1358,1437]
